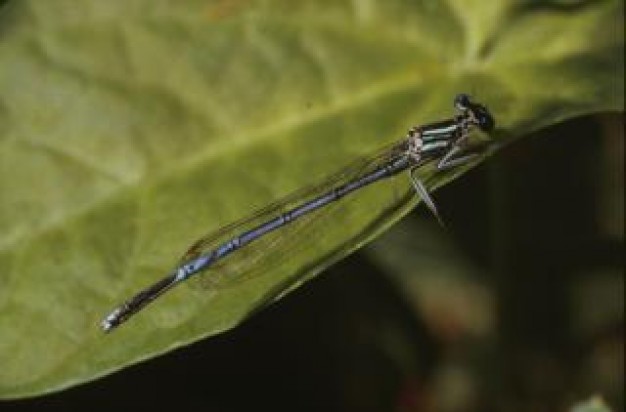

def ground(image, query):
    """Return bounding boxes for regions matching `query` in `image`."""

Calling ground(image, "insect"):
[101,94,494,332]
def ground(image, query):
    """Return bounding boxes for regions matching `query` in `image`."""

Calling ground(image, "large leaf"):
[0,0,622,398]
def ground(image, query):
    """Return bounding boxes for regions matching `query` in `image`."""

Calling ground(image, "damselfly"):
[101,94,494,332]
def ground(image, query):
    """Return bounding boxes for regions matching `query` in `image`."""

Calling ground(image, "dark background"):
[2,114,623,411]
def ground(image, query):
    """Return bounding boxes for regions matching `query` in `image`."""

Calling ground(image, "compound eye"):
[476,109,495,132]
[454,93,472,111]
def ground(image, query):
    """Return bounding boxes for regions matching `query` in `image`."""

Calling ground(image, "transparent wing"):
[177,139,423,291]
[173,141,420,289]
[180,140,407,261]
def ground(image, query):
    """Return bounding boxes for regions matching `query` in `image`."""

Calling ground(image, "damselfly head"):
[454,93,495,133]
[454,93,472,111]
[473,105,495,132]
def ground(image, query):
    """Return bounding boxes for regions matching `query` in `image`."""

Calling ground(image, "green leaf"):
[570,396,613,412]
[0,0,622,398]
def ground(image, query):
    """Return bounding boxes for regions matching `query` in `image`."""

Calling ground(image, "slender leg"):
[411,135,486,225]
[437,145,479,170]
[409,168,445,227]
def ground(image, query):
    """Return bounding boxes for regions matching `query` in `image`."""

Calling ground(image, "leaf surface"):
[0,0,622,397]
